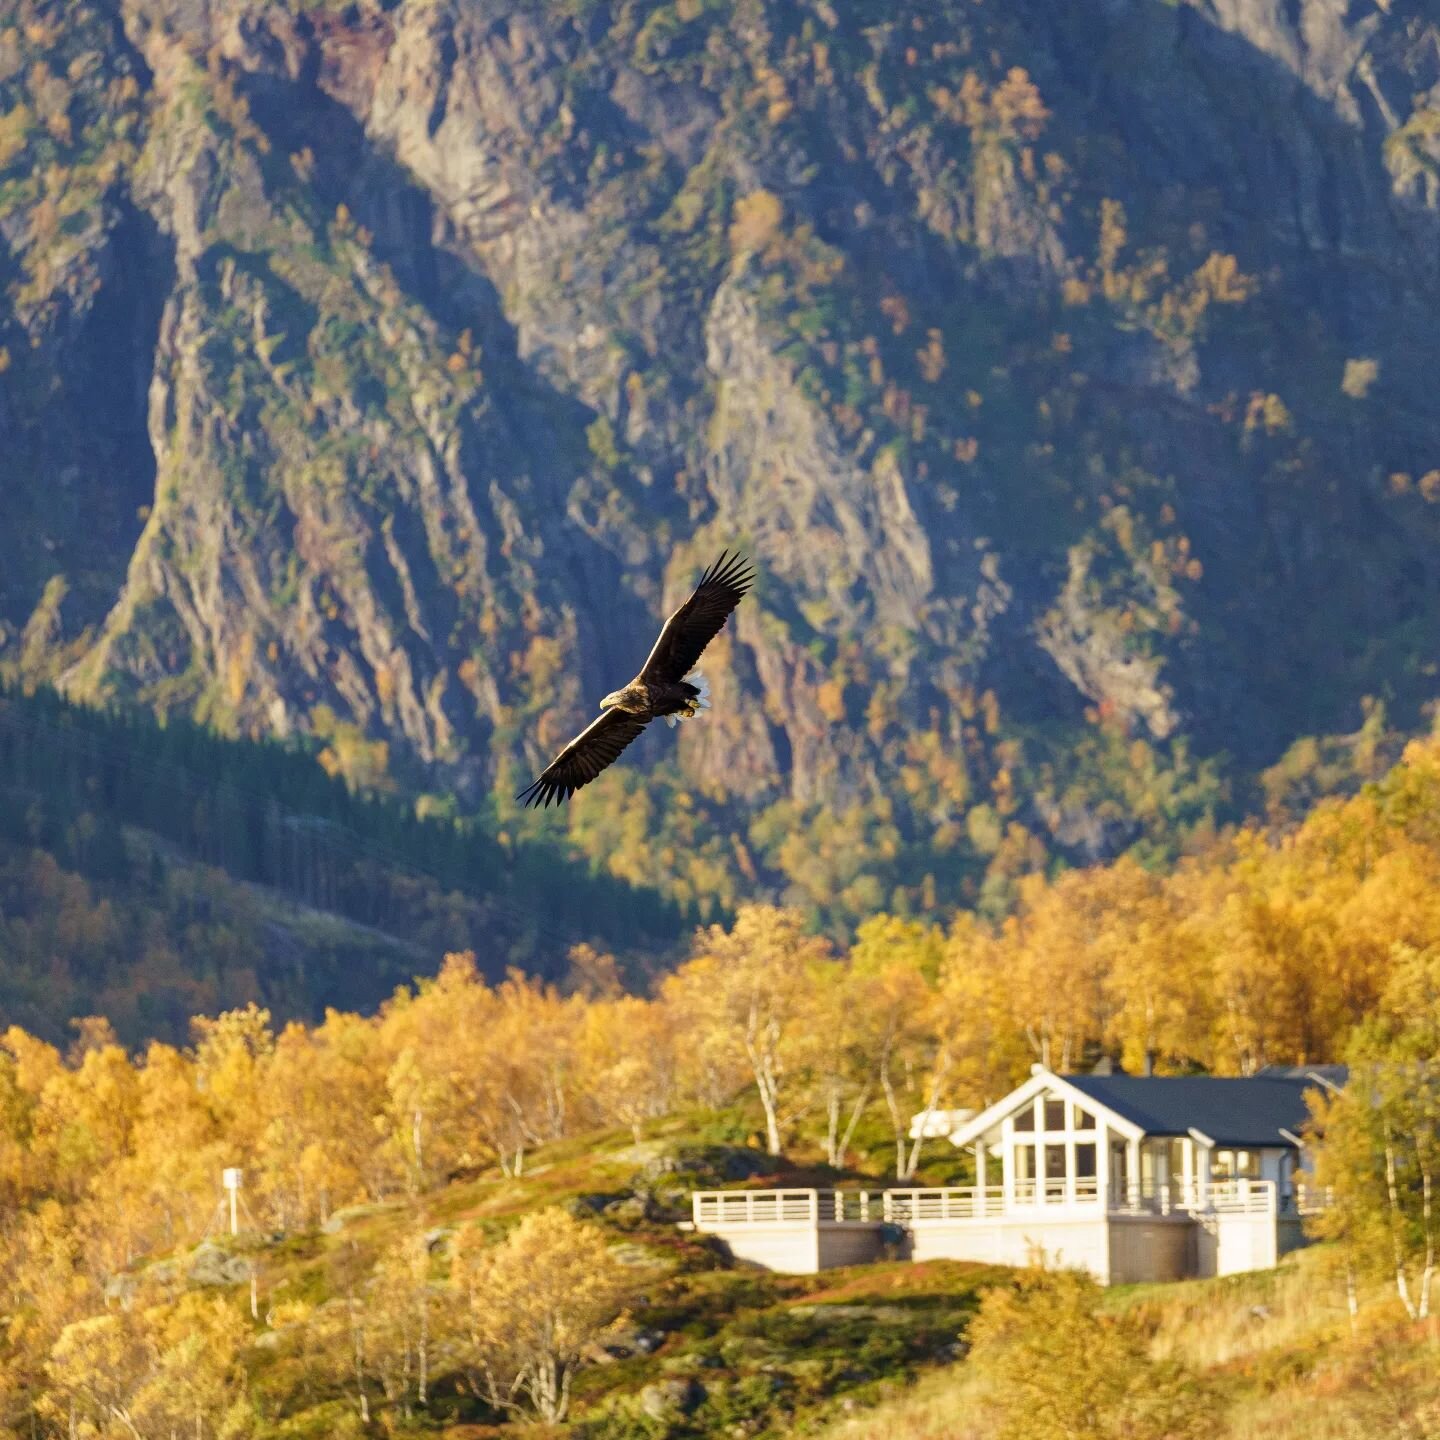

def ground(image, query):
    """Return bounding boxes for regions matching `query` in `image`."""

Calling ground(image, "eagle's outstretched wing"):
[515,708,651,808]
[639,550,754,685]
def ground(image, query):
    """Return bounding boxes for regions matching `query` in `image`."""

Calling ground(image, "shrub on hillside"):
[965,1269,1209,1440]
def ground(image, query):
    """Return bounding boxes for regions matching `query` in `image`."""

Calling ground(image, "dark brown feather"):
[515,708,651,808]
[639,550,755,685]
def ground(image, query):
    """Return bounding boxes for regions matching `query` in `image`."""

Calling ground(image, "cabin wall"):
[1108,1216,1193,1284]
[814,1224,889,1269]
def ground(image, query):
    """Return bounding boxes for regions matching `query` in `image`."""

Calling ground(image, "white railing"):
[692,1177,1308,1230]
[1208,1179,1274,1214]
[692,1190,821,1226]
[1008,1175,1103,1207]
[880,1187,1007,1222]
[692,1187,1008,1227]
[694,1183,1087,1228]
[1108,1179,1280,1217]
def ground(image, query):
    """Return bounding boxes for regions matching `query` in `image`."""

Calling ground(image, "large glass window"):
[1073,1104,1096,1130]
[1075,1143,1097,1178]
[1111,1140,1129,1194]
[1167,1138,1186,1194]
[1044,1098,1066,1132]
[1045,1144,1067,1191]
[1214,1148,1260,1179]
[1140,1144,1158,1195]
[1013,1102,1035,1132]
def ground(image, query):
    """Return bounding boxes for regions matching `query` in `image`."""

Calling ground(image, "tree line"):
[0,683,697,1040]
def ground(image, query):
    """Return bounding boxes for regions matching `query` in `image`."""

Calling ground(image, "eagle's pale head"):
[600,689,627,710]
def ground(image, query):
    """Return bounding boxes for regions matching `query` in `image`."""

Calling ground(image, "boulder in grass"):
[188,1242,251,1287]
[639,1376,705,1419]
[566,1191,627,1217]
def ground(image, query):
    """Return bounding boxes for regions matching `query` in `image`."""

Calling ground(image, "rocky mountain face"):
[2,0,1438,923]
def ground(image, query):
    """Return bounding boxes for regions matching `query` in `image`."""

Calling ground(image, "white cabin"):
[688,1064,1340,1282]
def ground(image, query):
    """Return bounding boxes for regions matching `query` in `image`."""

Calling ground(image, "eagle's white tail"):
[665,669,711,727]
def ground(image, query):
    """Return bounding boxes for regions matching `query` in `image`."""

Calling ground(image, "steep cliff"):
[2,0,1438,923]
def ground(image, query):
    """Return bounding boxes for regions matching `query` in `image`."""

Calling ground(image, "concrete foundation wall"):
[1194,1214,1218,1277]
[1215,1212,1278,1276]
[705,1224,821,1274]
[908,1216,1113,1281]
[697,1201,1296,1283]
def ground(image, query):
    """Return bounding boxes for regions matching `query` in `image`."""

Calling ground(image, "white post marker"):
[223,1168,243,1237]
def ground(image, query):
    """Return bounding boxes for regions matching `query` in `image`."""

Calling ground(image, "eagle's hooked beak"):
[599,691,623,710]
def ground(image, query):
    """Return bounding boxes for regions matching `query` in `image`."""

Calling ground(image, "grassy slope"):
[817,1251,1440,1440]
[135,1110,1437,1439]
[177,1115,1002,1438]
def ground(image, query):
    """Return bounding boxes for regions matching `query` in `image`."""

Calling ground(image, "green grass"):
[136,1117,1014,1437]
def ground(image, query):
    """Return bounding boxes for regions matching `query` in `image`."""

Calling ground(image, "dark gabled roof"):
[1060,1073,1336,1148]
[1254,1064,1349,1090]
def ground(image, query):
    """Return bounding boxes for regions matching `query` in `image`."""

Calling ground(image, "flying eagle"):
[516,551,754,808]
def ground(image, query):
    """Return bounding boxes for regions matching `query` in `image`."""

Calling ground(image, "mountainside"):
[3,0,1439,922]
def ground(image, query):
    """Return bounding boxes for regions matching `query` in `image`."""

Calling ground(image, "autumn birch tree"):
[1312,945,1440,1320]
[664,906,830,1154]
[845,916,941,1178]
[577,995,679,1141]
[451,1209,636,1424]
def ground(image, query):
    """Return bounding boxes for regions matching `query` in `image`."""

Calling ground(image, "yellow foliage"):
[1341,356,1379,398]
[663,905,832,1153]
[224,632,253,709]
[816,678,847,723]
[1244,391,1292,435]
[935,68,1048,142]
[880,293,912,335]
[729,189,783,256]
[1191,250,1256,305]
[916,328,946,382]
[41,1292,249,1440]
[4,737,1440,1424]
[0,102,32,167]
[990,67,1049,141]
[452,1208,638,1422]
[312,705,395,795]
[966,1269,1208,1440]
